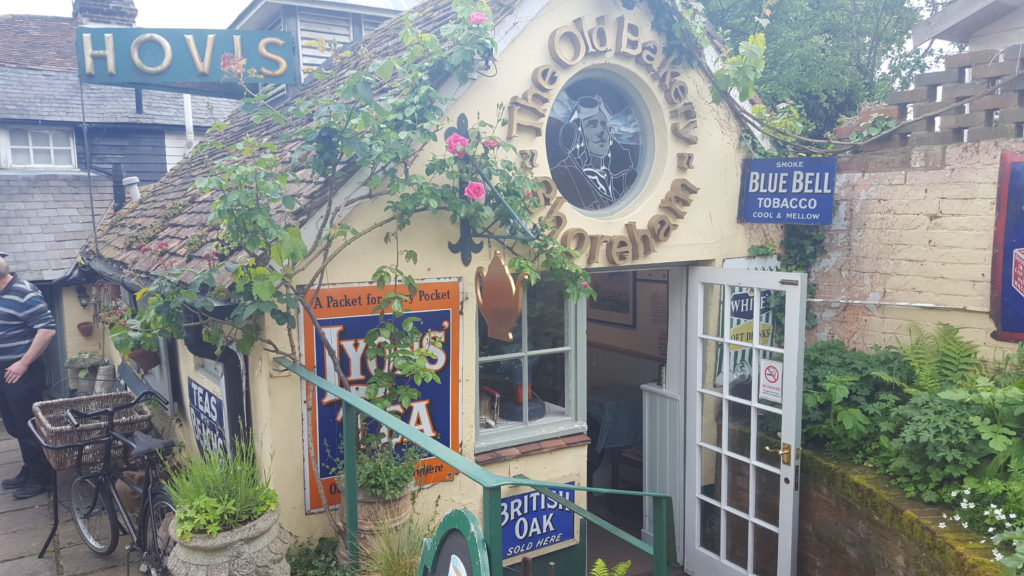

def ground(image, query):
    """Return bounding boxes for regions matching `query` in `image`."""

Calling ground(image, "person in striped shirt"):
[0,255,56,499]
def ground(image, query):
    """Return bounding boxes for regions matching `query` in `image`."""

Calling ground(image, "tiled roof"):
[0,15,79,71]
[0,172,112,282]
[89,0,519,278]
[0,14,238,126]
[0,67,237,127]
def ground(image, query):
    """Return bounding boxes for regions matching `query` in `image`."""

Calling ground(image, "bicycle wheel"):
[140,487,176,576]
[69,475,119,555]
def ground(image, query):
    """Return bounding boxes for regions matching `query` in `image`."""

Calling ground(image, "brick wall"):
[798,453,1000,576]
[811,135,1021,357]
[72,0,137,26]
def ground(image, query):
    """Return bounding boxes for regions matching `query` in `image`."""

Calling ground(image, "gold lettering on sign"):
[82,33,117,76]
[508,13,707,266]
[184,34,216,75]
[258,37,289,77]
[549,24,586,67]
[131,34,173,75]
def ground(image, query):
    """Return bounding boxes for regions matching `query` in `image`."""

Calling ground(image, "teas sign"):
[741,157,835,225]
[187,378,226,455]
[501,484,576,561]
[301,280,461,513]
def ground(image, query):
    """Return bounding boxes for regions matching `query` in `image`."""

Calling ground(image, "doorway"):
[583,265,806,576]
[585,267,671,573]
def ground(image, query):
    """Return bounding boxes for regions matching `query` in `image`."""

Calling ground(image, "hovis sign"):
[741,157,835,225]
[76,28,299,95]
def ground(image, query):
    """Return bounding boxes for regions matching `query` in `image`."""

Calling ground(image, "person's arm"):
[4,328,55,384]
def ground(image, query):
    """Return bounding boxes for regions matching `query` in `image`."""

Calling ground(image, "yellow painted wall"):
[174,0,778,541]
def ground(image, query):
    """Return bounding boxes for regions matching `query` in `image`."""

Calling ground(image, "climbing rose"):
[446,133,470,158]
[469,12,488,25]
[483,139,499,149]
[581,281,590,288]
[464,181,486,201]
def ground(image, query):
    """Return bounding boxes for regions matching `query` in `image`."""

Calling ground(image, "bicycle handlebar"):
[64,389,169,429]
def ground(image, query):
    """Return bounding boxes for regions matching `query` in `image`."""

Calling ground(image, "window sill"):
[475,433,590,466]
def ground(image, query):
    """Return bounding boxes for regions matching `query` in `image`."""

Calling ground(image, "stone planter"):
[167,508,291,576]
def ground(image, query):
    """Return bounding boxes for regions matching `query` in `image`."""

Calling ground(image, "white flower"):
[938,522,947,529]
[989,527,996,533]
[962,522,969,528]
[965,488,972,495]
[952,491,960,497]
[1010,513,1018,519]
[954,515,961,521]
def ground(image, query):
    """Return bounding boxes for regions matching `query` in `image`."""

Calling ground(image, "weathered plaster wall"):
[811,139,1020,357]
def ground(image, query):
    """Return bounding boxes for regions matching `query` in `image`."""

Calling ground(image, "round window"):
[545,72,651,213]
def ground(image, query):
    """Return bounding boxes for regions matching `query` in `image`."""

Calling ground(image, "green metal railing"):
[278,359,676,575]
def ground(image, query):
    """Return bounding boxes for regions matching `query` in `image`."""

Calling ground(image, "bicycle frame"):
[78,452,165,557]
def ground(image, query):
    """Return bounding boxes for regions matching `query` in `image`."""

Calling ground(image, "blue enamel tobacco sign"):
[741,157,835,225]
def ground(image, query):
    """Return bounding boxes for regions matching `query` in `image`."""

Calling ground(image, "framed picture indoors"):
[588,271,636,327]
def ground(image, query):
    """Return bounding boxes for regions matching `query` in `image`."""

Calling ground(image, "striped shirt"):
[0,274,56,363]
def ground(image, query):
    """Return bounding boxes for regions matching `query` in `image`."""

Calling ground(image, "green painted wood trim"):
[803,451,1002,576]
[278,358,677,573]
[418,508,491,576]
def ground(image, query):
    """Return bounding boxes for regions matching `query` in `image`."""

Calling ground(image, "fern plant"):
[591,558,631,576]
[875,324,980,394]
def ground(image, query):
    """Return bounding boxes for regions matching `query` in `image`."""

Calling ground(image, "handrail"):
[278,358,675,575]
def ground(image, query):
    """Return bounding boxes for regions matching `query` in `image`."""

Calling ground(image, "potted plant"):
[333,440,425,563]
[166,435,290,575]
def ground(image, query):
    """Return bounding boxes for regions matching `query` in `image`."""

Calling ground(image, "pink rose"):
[483,139,499,149]
[446,133,470,158]
[581,281,590,288]
[464,181,486,201]
[469,12,488,25]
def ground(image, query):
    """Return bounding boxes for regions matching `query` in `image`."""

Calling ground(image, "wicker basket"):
[32,391,153,470]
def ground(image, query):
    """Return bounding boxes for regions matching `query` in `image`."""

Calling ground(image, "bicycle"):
[31,389,178,575]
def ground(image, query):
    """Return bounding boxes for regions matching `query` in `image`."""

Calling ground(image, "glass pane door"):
[685,267,805,576]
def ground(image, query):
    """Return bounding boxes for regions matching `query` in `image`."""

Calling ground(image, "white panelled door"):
[684,267,806,576]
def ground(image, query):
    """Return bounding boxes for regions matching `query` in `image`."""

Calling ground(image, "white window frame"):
[475,285,587,453]
[1,126,77,169]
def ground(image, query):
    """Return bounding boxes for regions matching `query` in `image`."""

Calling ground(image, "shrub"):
[801,340,904,462]
[167,435,278,541]
[358,510,430,576]
[287,538,351,576]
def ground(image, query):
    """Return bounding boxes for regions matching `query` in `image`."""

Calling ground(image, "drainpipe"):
[183,94,195,151]
[183,309,249,446]
[112,163,125,212]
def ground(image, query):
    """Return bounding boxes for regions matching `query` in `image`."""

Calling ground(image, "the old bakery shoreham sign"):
[508,15,700,267]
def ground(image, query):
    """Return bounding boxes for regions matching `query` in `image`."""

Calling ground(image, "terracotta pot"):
[77,322,94,337]
[128,349,160,372]
[168,508,291,576]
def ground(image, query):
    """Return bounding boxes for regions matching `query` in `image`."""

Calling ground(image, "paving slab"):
[0,423,141,576]
[0,552,62,576]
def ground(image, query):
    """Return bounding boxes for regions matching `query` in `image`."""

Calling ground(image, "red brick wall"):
[798,454,1000,576]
